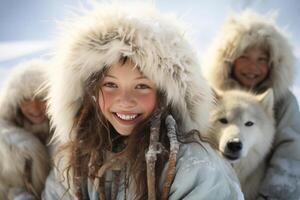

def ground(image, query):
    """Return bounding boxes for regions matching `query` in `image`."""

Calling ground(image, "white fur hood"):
[203,10,295,101]
[0,59,48,123]
[47,2,212,145]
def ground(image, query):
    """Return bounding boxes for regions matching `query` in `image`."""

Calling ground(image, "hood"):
[203,10,295,101]
[0,59,49,133]
[0,59,49,121]
[47,2,212,145]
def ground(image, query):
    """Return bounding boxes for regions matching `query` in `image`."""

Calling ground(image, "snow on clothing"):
[0,60,51,198]
[0,59,50,141]
[43,2,243,199]
[203,10,300,199]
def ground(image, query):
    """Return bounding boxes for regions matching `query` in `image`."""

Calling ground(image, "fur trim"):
[0,120,50,197]
[0,59,49,134]
[47,2,212,145]
[202,10,295,101]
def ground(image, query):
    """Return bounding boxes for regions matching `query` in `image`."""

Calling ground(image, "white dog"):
[207,89,275,200]
[0,120,50,199]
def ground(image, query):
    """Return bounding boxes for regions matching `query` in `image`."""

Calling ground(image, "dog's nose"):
[227,140,243,153]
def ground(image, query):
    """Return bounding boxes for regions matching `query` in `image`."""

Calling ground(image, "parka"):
[0,59,50,138]
[0,60,51,199]
[42,2,244,199]
[203,10,300,199]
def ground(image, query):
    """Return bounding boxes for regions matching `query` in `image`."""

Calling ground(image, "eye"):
[245,121,254,127]
[219,118,228,124]
[239,55,248,59]
[258,57,268,63]
[136,84,151,89]
[103,82,117,88]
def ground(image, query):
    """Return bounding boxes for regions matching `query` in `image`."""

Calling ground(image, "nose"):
[29,100,45,115]
[226,139,243,153]
[117,90,136,108]
[246,61,260,71]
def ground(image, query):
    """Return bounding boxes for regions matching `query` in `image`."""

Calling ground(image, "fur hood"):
[202,10,295,101]
[47,2,212,145]
[0,59,49,134]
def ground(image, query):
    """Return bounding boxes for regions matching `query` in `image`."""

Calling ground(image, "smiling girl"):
[42,2,243,199]
[204,10,300,199]
[0,59,50,198]
[99,58,157,137]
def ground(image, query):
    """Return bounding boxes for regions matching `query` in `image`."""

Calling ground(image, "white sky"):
[0,0,299,100]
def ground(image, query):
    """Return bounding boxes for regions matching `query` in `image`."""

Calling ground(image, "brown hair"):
[58,58,177,199]
[57,57,208,199]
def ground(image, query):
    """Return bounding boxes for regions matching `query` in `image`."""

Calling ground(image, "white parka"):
[43,2,244,200]
[0,59,50,137]
[0,60,50,198]
[203,10,300,199]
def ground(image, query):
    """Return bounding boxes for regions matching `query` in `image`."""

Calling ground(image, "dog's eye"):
[245,121,254,127]
[219,118,228,124]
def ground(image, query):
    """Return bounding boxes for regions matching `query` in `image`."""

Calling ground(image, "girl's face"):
[233,46,269,89]
[20,99,47,124]
[98,59,157,136]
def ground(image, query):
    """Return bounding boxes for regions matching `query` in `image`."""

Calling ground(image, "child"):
[0,59,50,144]
[0,59,51,199]
[43,2,244,199]
[203,10,300,199]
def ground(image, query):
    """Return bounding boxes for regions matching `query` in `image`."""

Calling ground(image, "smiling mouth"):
[28,114,44,118]
[114,113,140,121]
[243,74,259,79]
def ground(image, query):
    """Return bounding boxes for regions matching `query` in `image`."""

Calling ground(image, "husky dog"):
[0,120,50,199]
[208,89,275,200]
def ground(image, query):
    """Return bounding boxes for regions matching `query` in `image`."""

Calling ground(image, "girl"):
[203,10,300,199]
[0,59,50,144]
[0,59,51,199]
[43,2,243,199]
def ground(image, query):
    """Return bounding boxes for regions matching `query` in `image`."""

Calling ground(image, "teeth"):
[244,74,257,79]
[116,113,138,121]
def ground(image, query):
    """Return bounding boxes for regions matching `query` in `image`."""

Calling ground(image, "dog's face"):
[208,89,275,163]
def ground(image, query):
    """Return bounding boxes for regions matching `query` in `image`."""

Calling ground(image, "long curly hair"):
[58,59,177,199]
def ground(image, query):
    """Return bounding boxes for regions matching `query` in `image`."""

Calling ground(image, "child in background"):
[0,59,51,199]
[0,59,50,144]
[203,10,300,199]
[42,2,243,199]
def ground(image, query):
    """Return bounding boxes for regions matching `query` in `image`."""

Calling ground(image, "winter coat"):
[44,2,244,199]
[0,59,50,140]
[42,143,243,200]
[0,60,51,199]
[0,120,50,199]
[259,91,300,199]
[203,10,300,199]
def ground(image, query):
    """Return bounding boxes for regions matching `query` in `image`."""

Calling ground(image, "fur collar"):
[47,2,213,145]
[0,59,49,134]
[203,10,295,101]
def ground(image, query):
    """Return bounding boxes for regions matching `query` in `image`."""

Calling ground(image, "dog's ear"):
[256,88,274,115]
[212,88,223,102]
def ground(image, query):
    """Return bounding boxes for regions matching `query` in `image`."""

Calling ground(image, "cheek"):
[233,59,248,73]
[138,92,157,113]
[37,102,47,113]
[20,104,34,116]
[260,64,269,76]
[233,61,244,76]
[20,106,28,114]
[98,91,114,111]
